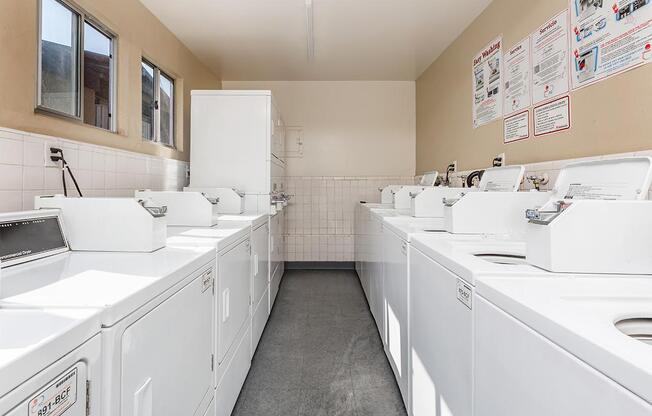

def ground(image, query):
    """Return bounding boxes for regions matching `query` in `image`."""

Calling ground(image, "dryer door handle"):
[133,377,153,416]
[222,288,230,322]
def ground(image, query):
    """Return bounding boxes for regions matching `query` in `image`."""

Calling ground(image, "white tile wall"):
[0,127,189,212]
[284,176,415,262]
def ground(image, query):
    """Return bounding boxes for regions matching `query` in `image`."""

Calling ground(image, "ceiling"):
[139,0,492,81]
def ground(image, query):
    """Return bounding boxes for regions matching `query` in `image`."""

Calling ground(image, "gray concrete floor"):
[232,269,407,416]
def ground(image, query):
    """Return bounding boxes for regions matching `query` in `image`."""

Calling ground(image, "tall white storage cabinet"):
[190,90,287,213]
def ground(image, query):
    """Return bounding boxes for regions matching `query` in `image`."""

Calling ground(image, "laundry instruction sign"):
[570,0,652,89]
[472,36,504,128]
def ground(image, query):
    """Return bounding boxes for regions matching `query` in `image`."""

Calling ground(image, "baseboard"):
[285,261,355,270]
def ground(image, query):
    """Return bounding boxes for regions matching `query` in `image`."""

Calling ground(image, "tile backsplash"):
[0,126,189,212]
[284,176,415,262]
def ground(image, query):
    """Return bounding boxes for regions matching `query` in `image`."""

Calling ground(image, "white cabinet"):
[382,228,408,405]
[190,90,287,214]
[217,237,252,365]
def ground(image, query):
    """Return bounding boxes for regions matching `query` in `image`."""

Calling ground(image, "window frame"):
[141,58,175,149]
[36,0,117,132]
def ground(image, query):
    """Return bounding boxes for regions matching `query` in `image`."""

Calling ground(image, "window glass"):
[40,0,80,116]
[159,73,174,146]
[83,22,111,129]
[141,61,156,140]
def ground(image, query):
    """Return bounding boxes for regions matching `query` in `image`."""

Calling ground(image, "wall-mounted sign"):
[570,0,652,89]
[504,37,532,116]
[532,10,571,104]
[504,110,530,143]
[472,36,503,128]
[533,95,571,136]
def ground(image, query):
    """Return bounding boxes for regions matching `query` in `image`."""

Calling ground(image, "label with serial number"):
[456,279,473,310]
[28,368,77,416]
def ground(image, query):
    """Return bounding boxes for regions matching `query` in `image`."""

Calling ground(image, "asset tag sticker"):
[29,368,77,416]
[456,279,473,310]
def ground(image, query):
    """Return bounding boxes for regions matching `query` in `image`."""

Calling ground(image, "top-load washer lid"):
[551,157,652,202]
[419,170,439,186]
[478,165,526,192]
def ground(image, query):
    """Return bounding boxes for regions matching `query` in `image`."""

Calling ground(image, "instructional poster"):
[532,11,570,104]
[570,0,652,89]
[504,37,532,115]
[472,36,503,128]
[504,110,530,143]
[534,95,571,136]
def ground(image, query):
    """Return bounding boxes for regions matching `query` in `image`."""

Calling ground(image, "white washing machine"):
[475,276,652,415]
[0,206,217,416]
[409,157,652,416]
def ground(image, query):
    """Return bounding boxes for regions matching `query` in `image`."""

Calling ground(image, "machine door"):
[218,239,252,363]
[121,268,214,416]
[383,230,408,404]
[251,222,270,307]
[5,362,88,416]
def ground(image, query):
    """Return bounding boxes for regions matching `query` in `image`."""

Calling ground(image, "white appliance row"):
[0,192,286,416]
[353,158,652,415]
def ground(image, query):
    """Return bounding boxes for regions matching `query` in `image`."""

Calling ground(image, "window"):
[38,0,115,130]
[142,60,175,147]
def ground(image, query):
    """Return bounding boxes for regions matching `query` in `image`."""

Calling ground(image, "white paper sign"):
[29,368,78,416]
[472,36,503,128]
[534,96,571,136]
[570,0,652,89]
[504,110,530,143]
[504,37,532,115]
[532,11,570,104]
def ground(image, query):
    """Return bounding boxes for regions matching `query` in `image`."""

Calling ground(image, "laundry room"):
[0,0,651,415]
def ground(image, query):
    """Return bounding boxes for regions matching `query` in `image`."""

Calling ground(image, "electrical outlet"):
[44,142,60,168]
[494,153,505,167]
[450,160,457,172]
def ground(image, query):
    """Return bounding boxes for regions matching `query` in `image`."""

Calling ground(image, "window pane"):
[40,0,80,116]
[141,61,155,140]
[159,73,174,146]
[83,22,111,130]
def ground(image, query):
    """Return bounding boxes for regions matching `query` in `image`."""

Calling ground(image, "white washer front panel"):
[409,247,472,416]
[475,296,652,415]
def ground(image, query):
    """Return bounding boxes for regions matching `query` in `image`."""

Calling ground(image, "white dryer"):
[0,207,217,416]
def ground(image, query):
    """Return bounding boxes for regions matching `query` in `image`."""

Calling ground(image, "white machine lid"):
[419,171,439,186]
[478,165,525,192]
[0,307,101,397]
[552,157,652,201]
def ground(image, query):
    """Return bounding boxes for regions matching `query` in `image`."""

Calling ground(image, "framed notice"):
[504,110,530,143]
[504,37,532,115]
[472,36,503,128]
[533,96,571,136]
[532,10,571,104]
[570,0,652,89]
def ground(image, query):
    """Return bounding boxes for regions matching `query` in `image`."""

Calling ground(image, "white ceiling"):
[139,0,492,81]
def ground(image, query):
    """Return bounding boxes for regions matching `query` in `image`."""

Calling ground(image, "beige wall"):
[416,0,652,174]
[224,81,416,177]
[0,0,221,162]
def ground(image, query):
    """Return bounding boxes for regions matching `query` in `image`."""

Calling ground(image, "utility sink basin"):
[615,318,652,346]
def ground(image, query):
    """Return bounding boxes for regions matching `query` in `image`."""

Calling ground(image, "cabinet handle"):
[222,289,230,322]
[254,253,259,276]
